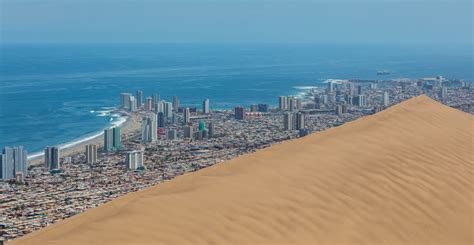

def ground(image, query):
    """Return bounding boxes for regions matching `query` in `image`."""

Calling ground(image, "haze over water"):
[0,43,472,154]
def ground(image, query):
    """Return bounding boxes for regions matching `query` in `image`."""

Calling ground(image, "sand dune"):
[11,95,474,245]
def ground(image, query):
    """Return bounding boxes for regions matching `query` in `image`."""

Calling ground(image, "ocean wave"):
[323,79,349,84]
[111,116,128,127]
[93,107,117,117]
[293,86,319,90]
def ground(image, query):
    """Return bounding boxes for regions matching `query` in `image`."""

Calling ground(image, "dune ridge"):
[11,95,474,245]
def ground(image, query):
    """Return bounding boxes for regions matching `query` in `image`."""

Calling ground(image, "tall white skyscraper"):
[152,93,160,105]
[129,96,137,112]
[284,112,294,130]
[279,96,287,110]
[357,95,367,107]
[328,81,334,92]
[440,86,448,98]
[44,146,60,170]
[0,146,28,180]
[155,101,164,113]
[164,102,173,118]
[203,99,210,114]
[295,98,302,111]
[172,96,180,111]
[136,90,143,109]
[141,113,158,143]
[85,144,98,164]
[383,91,390,107]
[145,97,153,111]
[125,148,144,170]
[120,93,132,109]
[183,107,191,125]
[296,112,305,130]
[287,96,294,111]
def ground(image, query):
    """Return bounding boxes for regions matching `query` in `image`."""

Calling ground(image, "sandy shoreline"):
[28,111,142,166]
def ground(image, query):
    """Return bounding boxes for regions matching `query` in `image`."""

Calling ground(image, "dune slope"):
[11,95,474,245]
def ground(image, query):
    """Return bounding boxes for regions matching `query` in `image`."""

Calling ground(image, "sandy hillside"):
[11,95,474,245]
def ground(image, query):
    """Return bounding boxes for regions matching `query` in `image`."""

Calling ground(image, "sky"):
[0,0,472,45]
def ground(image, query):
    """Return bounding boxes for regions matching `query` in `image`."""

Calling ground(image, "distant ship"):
[377,70,391,75]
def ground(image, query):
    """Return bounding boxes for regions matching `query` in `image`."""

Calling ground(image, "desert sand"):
[11,95,473,245]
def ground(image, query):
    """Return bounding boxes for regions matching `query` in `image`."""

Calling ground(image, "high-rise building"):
[279,96,287,110]
[234,106,245,120]
[258,104,269,113]
[113,127,121,150]
[85,144,98,164]
[167,129,177,140]
[164,102,173,118]
[129,96,137,112]
[440,87,448,99]
[287,96,295,111]
[296,112,305,130]
[203,99,210,114]
[383,91,390,107]
[183,107,191,125]
[295,98,302,111]
[104,128,114,151]
[208,122,215,138]
[125,148,144,170]
[44,146,60,170]
[172,96,180,112]
[152,93,160,105]
[321,95,328,105]
[370,83,377,90]
[155,101,164,113]
[250,104,258,112]
[0,146,28,180]
[157,112,166,128]
[104,127,121,151]
[357,85,363,95]
[120,93,132,109]
[328,81,334,92]
[145,97,153,111]
[0,154,9,180]
[184,126,194,139]
[284,112,294,130]
[199,121,206,131]
[336,104,343,116]
[136,90,143,109]
[141,113,158,143]
[357,95,367,107]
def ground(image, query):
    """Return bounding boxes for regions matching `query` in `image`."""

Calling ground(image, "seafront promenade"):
[1,77,472,241]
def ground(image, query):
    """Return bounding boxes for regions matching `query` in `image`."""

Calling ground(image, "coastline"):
[27,111,142,166]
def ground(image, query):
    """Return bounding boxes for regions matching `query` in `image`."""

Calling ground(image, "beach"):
[27,112,142,166]
[11,95,474,245]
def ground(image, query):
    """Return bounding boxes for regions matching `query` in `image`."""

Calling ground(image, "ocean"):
[0,43,472,156]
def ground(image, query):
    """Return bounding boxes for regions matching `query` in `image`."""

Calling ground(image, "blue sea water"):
[0,43,472,155]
